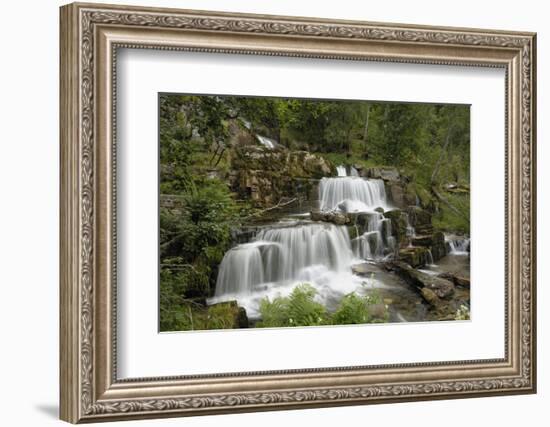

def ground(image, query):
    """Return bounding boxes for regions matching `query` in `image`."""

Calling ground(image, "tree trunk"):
[431,116,455,185]
[362,104,370,155]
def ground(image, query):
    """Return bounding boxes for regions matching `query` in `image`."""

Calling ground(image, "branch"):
[241,197,298,221]
[431,186,469,221]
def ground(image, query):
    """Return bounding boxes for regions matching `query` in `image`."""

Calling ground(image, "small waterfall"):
[446,236,470,255]
[215,223,354,297]
[426,249,435,266]
[336,164,359,177]
[319,177,389,212]
[353,213,395,260]
[256,134,278,149]
[214,241,273,296]
[405,214,416,247]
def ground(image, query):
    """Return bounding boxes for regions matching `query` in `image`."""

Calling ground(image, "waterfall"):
[319,177,389,212]
[214,241,271,296]
[353,213,395,260]
[215,223,355,297]
[256,134,278,149]
[446,236,470,255]
[336,164,360,177]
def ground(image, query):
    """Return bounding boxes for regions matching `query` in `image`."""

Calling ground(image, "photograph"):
[159,94,471,332]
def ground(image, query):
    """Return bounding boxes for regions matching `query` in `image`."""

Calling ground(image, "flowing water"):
[445,235,470,255]
[319,177,390,212]
[210,164,469,322]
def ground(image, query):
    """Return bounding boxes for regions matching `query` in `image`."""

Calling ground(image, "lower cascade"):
[211,164,469,321]
[214,223,355,298]
[353,213,395,259]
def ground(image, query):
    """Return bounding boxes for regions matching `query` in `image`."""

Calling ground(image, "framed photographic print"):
[60,2,537,423]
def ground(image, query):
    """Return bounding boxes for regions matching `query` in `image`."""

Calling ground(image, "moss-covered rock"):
[384,209,409,247]
[398,247,432,268]
[390,261,455,300]
[207,301,249,329]
[363,167,400,181]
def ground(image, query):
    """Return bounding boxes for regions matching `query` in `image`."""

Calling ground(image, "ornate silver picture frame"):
[60,2,536,423]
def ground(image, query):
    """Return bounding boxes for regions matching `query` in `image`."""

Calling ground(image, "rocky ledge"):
[386,261,455,308]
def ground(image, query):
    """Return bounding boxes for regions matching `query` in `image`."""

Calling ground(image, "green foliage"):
[257,285,388,328]
[158,93,470,331]
[159,178,240,331]
[432,191,470,234]
[257,284,328,327]
[160,299,243,332]
[332,293,371,324]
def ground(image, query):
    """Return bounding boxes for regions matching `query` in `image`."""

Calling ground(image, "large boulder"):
[288,151,335,178]
[310,209,351,225]
[363,167,400,182]
[406,206,434,235]
[410,231,446,262]
[386,182,417,209]
[208,301,249,329]
[384,209,409,248]
[398,247,432,268]
[389,261,455,304]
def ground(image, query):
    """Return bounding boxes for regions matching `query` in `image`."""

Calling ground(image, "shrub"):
[331,293,371,324]
[257,284,328,327]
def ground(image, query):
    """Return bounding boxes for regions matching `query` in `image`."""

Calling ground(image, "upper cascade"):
[319,176,390,212]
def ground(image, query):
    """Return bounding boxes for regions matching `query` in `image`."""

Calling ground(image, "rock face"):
[351,262,383,276]
[410,231,446,262]
[439,272,470,288]
[310,209,350,225]
[388,261,455,307]
[406,206,433,235]
[230,146,334,207]
[398,247,432,268]
[363,167,400,182]
[384,209,409,247]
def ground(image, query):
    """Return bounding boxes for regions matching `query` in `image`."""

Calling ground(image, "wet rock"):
[398,247,432,268]
[439,272,470,288]
[411,231,446,262]
[374,207,385,213]
[384,209,409,247]
[390,261,455,300]
[369,303,388,320]
[351,262,382,276]
[420,288,441,307]
[310,209,350,225]
[431,235,447,262]
[406,206,434,235]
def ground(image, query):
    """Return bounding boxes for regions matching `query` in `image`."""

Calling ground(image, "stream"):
[208,165,470,323]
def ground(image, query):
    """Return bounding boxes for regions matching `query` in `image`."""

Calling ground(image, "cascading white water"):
[353,213,395,260]
[337,164,360,177]
[256,134,277,149]
[213,167,397,316]
[319,177,389,212]
[214,223,355,297]
[446,236,470,255]
[214,241,274,296]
